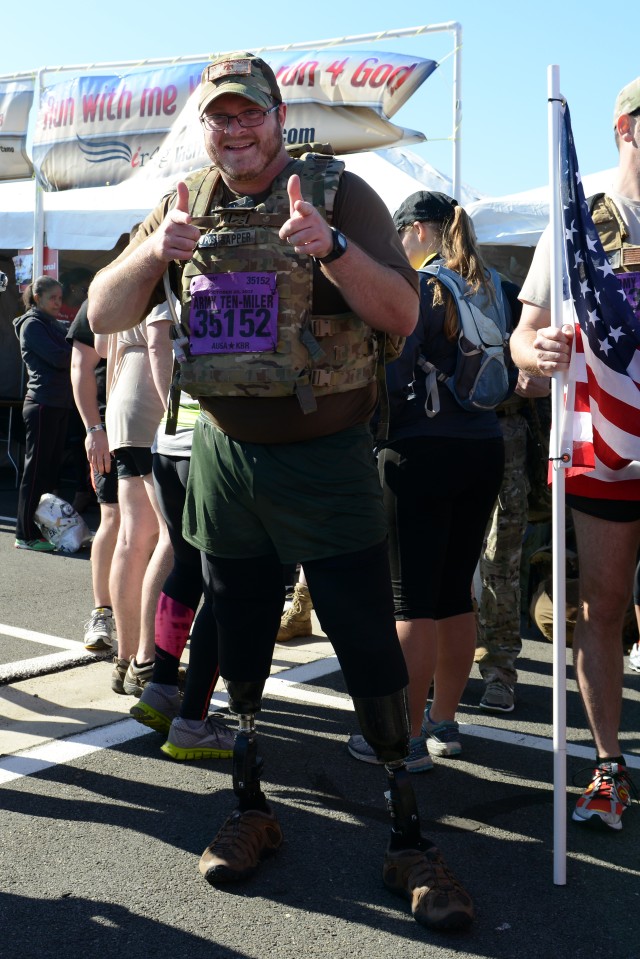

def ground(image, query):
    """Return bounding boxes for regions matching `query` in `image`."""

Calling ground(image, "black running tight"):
[153,453,219,720]
[201,539,408,700]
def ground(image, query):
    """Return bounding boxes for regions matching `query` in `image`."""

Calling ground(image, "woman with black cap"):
[348,191,506,771]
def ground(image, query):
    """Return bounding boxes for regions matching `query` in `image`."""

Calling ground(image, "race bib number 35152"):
[189,272,278,355]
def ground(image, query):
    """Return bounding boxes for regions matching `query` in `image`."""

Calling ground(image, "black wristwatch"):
[315,228,348,264]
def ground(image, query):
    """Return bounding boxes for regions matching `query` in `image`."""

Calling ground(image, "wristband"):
[86,424,105,434]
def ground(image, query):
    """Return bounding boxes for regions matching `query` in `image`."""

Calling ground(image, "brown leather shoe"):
[383,844,474,930]
[199,807,283,883]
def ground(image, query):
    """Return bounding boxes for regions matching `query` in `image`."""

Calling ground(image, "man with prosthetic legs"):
[89,52,473,933]
[200,676,473,931]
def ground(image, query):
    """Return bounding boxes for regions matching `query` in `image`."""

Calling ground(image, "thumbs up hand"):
[153,181,202,263]
[287,173,305,217]
[279,174,334,259]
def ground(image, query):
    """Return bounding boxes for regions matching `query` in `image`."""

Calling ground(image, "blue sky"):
[4,0,632,197]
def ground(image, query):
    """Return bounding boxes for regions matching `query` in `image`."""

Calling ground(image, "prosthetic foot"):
[199,679,283,885]
[353,688,474,930]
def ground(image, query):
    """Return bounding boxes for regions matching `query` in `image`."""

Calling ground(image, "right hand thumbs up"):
[157,181,201,262]
[174,181,191,218]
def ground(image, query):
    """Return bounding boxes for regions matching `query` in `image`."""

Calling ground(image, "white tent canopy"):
[0,177,172,252]
[467,167,616,246]
[0,148,482,255]
[0,150,617,257]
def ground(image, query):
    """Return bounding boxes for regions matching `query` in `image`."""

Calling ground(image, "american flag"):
[560,104,640,491]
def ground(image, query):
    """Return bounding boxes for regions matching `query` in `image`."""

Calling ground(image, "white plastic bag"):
[34,493,93,553]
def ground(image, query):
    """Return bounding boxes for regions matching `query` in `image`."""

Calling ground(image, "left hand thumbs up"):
[280,173,333,259]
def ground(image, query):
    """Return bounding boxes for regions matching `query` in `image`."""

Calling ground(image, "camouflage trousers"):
[475,413,529,687]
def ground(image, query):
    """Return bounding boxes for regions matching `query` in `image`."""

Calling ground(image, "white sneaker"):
[629,642,640,673]
[83,607,115,650]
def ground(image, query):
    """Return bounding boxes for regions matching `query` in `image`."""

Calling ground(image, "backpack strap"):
[416,356,441,418]
[186,167,222,220]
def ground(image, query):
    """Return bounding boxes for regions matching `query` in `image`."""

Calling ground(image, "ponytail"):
[431,206,496,341]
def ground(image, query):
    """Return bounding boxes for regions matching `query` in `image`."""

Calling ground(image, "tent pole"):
[32,68,45,279]
[451,22,462,202]
[0,24,460,77]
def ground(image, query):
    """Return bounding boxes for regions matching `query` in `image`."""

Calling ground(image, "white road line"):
[0,622,84,651]
[0,719,151,784]
[0,656,638,785]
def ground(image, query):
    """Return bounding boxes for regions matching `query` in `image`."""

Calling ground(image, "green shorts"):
[184,417,387,563]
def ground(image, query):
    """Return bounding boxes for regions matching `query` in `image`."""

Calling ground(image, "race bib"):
[619,271,640,322]
[189,272,278,355]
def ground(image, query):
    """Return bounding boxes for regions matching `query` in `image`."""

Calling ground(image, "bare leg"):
[137,475,173,664]
[431,611,477,723]
[396,619,436,738]
[571,509,640,758]
[397,610,477,734]
[91,502,120,607]
[110,475,159,661]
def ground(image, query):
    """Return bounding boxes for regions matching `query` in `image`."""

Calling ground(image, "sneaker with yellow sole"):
[161,714,235,761]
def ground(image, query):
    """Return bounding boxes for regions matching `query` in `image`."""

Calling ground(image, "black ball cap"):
[393,191,458,231]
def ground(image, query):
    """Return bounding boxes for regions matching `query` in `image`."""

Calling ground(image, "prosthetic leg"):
[352,688,421,847]
[198,678,283,885]
[353,686,474,930]
[226,680,268,811]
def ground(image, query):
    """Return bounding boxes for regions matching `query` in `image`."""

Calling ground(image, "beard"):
[205,119,285,186]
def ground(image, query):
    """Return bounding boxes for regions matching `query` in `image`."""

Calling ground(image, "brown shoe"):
[111,656,130,695]
[383,844,474,930]
[277,583,313,642]
[199,808,283,884]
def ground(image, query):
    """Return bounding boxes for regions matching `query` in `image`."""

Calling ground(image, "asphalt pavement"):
[0,472,639,959]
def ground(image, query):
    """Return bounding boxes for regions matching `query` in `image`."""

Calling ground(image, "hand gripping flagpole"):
[547,64,568,887]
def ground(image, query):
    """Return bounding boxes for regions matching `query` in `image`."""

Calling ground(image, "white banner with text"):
[32,50,437,190]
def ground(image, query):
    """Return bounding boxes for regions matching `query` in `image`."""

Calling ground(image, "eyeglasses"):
[200,103,279,133]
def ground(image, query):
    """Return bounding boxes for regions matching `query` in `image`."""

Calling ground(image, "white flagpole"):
[547,64,567,886]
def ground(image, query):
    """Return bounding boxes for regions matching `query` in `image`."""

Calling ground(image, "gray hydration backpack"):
[418,264,511,416]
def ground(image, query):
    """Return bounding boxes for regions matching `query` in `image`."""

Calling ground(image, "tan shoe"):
[199,807,283,883]
[383,844,474,930]
[277,583,313,642]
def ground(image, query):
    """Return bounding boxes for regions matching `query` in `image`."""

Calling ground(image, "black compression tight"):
[153,453,219,720]
[201,539,408,700]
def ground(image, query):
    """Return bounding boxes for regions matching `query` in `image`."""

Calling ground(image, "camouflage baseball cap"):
[198,52,282,115]
[613,77,640,126]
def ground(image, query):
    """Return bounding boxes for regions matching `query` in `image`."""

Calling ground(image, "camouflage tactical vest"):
[175,154,379,412]
[588,193,640,271]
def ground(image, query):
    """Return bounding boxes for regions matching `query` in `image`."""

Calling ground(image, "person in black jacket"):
[13,275,72,551]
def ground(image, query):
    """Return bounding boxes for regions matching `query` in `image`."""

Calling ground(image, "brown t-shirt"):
[125,168,418,443]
